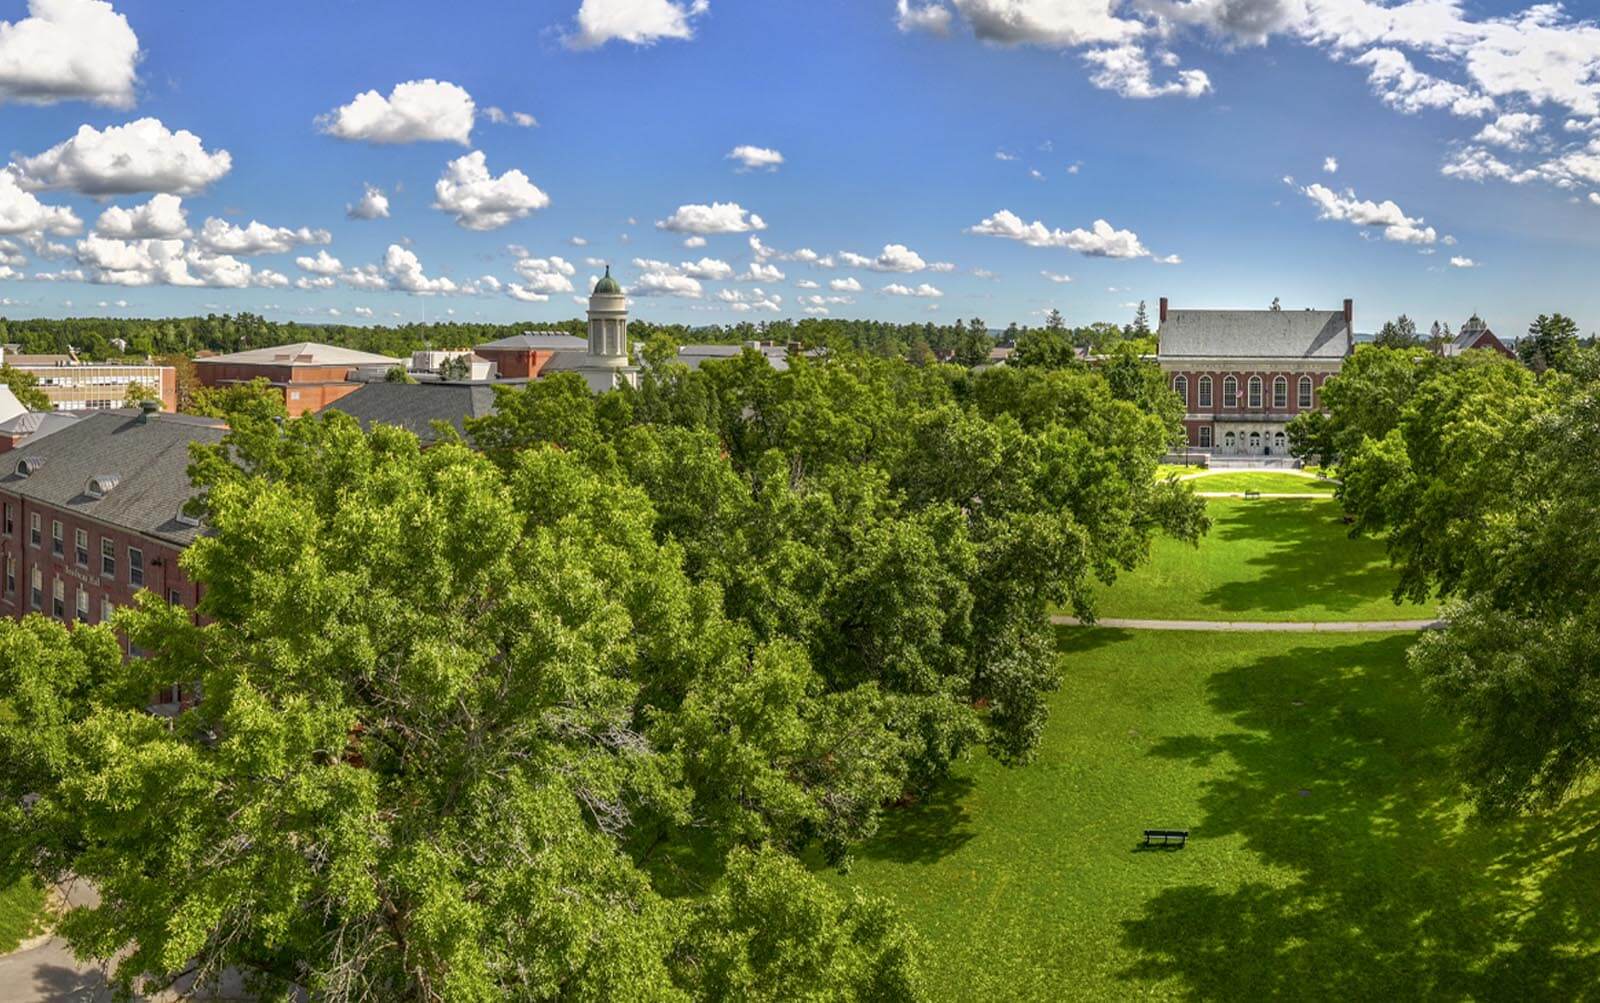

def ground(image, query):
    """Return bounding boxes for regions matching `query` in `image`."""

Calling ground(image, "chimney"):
[1343,298,1354,328]
[1159,297,1169,324]
[137,399,159,424]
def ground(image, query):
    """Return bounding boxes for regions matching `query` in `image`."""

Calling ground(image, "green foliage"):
[1372,314,1420,349]
[1518,312,1581,373]
[122,380,160,407]
[0,364,50,411]
[188,376,289,424]
[1010,328,1077,369]
[1286,345,1437,467]
[438,354,472,381]
[384,365,417,384]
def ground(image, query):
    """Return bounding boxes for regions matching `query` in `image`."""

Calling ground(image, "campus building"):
[0,405,224,676]
[1157,297,1353,457]
[1438,315,1516,359]
[192,342,403,416]
[1,349,177,413]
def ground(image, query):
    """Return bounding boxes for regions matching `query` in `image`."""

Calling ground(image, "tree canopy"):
[0,342,1204,999]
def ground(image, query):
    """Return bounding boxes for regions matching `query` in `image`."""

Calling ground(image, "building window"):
[1275,431,1287,450]
[1222,376,1238,408]
[1249,431,1261,452]
[1273,377,1288,410]
[29,512,40,548]
[1298,376,1314,409]
[51,577,64,619]
[3,553,13,597]
[2,502,11,537]
[101,595,114,624]
[1198,426,1213,448]
[1247,376,1263,409]
[1198,376,1213,408]
[1172,375,1188,407]
[169,588,181,606]
[129,546,144,589]
[51,519,63,557]
[1224,431,1236,449]
[30,567,41,611]
[75,528,89,567]
[101,537,116,577]
[75,586,88,623]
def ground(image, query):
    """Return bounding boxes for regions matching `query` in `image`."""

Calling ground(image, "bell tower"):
[587,265,628,368]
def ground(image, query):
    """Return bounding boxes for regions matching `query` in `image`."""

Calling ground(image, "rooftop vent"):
[175,506,201,528]
[85,474,121,499]
[15,455,44,477]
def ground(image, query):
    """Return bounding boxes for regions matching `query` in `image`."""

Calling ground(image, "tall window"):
[1172,375,1188,407]
[1223,376,1238,408]
[1298,376,1314,409]
[1273,376,1288,409]
[51,519,63,557]
[3,553,13,597]
[75,586,89,623]
[30,567,41,610]
[29,512,40,548]
[1198,426,1213,448]
[51,577,64,619]
[101,538,116,577]
[1247,376,1263,409]
[74,528,89,567]
[1198,376,1213,408]
[101,595,114,624]
[128,546,144,589]
[2,503,11,536]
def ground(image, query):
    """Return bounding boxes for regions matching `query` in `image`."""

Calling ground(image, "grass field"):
[1183,471,1337,494]
[1092,498,1435,622]
[0,878,45,954]
[833,629,1600,1000]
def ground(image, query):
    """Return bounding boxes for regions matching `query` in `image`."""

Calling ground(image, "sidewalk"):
[1051,615,1443,632]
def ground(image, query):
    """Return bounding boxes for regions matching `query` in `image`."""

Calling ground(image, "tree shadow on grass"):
[856,775,978,865]
[1054,625,1143,656]
[1117,636,1600,1000]
[1199,502,1415,617]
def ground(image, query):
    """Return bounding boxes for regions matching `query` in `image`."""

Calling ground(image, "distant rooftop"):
[192,342,403,367]
[1159,308,1352,359]
[475,332,588,352]
[320,381,500,445]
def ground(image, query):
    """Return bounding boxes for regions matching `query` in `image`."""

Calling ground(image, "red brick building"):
[0,406,225,672]
[1157,297,1353,457]
[192,342,403,416]
[1438,315,1516,359]
[472,332,588,379]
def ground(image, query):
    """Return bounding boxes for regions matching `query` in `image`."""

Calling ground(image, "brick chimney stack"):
[1343,298,1354,327]
[1159,297,1168,324]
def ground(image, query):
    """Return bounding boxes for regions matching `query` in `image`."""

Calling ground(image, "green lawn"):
[1156,464,1205,479]
[1184,471,1336,494]
[0,878,45,954]
[1092,498,1435,622]
[833,629,1600,1000]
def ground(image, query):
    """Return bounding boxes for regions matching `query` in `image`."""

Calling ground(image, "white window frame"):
[1247,376,1263,409]
[1298,376,1314,409]
[1198,375,1213,408]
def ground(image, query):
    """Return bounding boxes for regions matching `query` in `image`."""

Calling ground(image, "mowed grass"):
[1092,498,1436,622]
[0,878,45,954]
[833,629,1600,1000]
[1182,471,1336,494]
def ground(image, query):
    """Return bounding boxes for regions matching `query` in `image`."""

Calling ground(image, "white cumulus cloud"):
[1083,45,1210,99]
[433,151,550,230]
[347,184,390,220]
[93,193,187,239]
[0,168,81,235]
[383,244,456,294]
[568,0,710,49]
[13,118,232,195]
[882,282,944,298]
[656,201,766,234]
[0,0,141,108]
[728,145,784,171]
[1299,182,1438,244]
[195,217,330,256]
[319,79,476,145]
[967,208,1151,258]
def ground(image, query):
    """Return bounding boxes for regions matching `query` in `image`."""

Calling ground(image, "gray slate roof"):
[0,409,227,546]
[675,344,793,372]
[475,332,588,352]
[1159,309,1352,359]
[0,410,83,445]
[320,382,499,444]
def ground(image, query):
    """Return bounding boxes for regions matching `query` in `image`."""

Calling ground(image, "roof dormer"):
[85,474,121,499]
[15,455,44,477]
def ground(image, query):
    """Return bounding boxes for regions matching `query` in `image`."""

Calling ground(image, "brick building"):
[472,332,588,378]
[192,342,403,416]
[1438,315,1516,359]
[0,405,224,670]
[1,350,177,413]
[1157,297,1353,457]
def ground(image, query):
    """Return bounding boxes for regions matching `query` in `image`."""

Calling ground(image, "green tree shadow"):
[1117,636,1600,999]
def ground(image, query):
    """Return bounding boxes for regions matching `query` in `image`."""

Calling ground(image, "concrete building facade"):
[2,350,177,413]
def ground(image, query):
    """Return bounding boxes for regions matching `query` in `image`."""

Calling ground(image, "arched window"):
[1298,376,1314,409]
[1223,376,1238,408]
[1274,431,1286,448]
[1198,375,1213,408]
[1248,431,1261,451]
[1248,376,1263,409]
[1224,431,1236,448]
[1273,376,1288,409]
[1173,375,1188,407]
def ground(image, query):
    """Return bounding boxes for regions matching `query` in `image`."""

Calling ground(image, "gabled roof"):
[0,409,228,546]
[475,332,588,352]
[1158,309,1352,359]
[191,342,403,367]
[675,343,793,372]
[319,382,499,445]
[0,410,82,444]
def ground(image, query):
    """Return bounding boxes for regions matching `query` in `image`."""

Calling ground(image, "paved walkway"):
[1193,491,1332,499]
[1051,615,1442,632]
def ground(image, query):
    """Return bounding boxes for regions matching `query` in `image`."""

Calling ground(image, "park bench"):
[1143,828,1189,848]
[1244,490,1261,500]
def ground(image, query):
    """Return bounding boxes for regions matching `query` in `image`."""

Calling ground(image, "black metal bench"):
[1143,828,1189,848]
[1244,490,1261,499]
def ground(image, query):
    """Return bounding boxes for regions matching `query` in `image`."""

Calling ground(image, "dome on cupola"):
[592,265,622,296]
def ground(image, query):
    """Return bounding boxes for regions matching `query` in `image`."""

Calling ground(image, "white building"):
[571,266,639,393]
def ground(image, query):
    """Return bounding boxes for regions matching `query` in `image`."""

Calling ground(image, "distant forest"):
[0,311,1150,364]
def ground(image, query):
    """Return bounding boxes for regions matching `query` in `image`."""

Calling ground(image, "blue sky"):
[1,0,1598,335]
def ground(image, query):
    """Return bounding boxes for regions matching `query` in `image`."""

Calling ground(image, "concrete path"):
[1177,467,1337,483]
[1051,615,1442,632]
[1193,491,1332,499]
